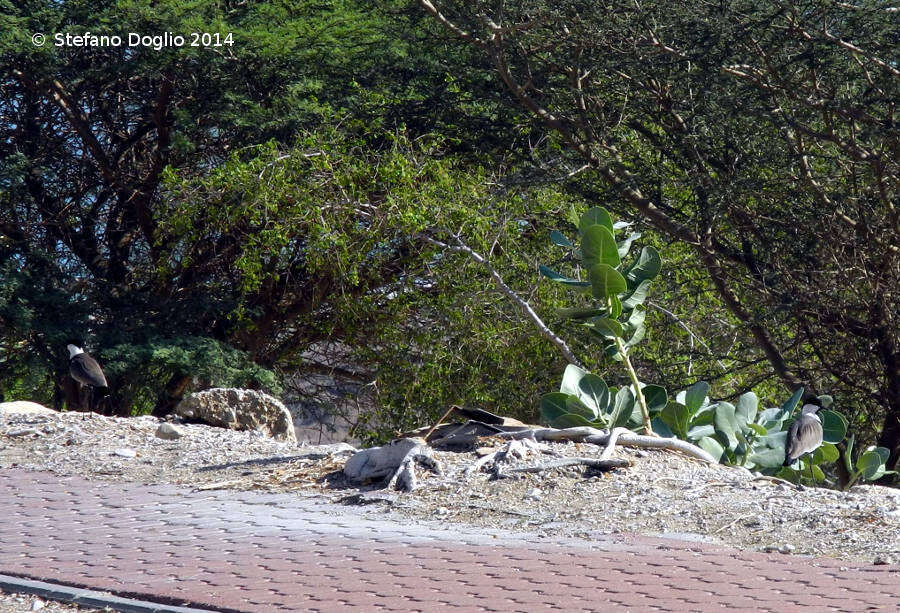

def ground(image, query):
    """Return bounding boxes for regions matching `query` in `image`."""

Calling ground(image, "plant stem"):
[614,336,654,435]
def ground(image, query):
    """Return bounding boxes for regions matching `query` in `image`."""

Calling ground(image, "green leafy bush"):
[539,206,661,433]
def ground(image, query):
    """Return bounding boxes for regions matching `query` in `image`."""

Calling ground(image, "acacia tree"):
[419,0,899,471]
[0,0,541,415]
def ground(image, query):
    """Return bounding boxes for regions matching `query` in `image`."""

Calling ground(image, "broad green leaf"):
[661,401,690,439]
[565,395,599,421]
[812,442,839,464]
[622,279,651,309]
[809,464,826,482]
[651,417,674,438]
[539,265,590,288]
[577,373,611,415]
[587,317,625,338]
[642,384,668,414]
[684,381,710,413]
[624,306,646,334]
[779,388,804,420]
[735,392,758,425]
[687,424,715,439]
[757,430,788,451]
[747,423,768,436]
[540,393,570,424]
[608,294,623,319]
[625,245,661,284]
[698,436,725,462]
[560,364,588,396]
[589,264,627,299]
[714,401,740,451]
[617,232,642,258]
[625,323,646,348]
[602,341,623,361]
[550,230,573,247]
[552,413,598,429]
[582,225,620,268]
[579,206,614,235]
[610,386,635,429]
[692,406,716,427]
[749,447,787,468]
[757,407,787,430]
[857,446,891,480]
[775,467,794,480]
[820,410,847,444]
[868,446,890,464]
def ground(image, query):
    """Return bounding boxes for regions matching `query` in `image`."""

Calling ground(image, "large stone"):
[0,401,56,415]
[175,388,296,443]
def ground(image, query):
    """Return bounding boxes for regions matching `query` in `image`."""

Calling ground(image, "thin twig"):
[422,234,584,368]
[423,404,460,443]
[647,300,728,372]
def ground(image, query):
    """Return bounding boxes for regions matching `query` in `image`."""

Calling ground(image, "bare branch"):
[421,234,585,368]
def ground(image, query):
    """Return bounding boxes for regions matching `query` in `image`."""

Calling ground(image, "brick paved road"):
[0,468,896,612]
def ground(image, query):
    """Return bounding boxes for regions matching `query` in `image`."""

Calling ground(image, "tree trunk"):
[152,374,192,417]
[876,399,900,475]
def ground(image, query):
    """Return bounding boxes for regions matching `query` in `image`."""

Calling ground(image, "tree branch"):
[421,234,584,368]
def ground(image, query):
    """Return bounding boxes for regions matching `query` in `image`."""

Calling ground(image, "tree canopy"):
[1,0,897,477]
[418,0,899,470]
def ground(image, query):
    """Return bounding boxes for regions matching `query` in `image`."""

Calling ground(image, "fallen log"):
[496,426,716,464]
[344,437,442,491]
[464,438,550,478]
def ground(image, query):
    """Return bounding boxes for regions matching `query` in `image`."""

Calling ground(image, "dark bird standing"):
[68,344,107,413]
[784,403,824,483]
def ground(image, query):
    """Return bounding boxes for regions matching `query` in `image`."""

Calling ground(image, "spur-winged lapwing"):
[67,344,107,413]
[784,403,824,483]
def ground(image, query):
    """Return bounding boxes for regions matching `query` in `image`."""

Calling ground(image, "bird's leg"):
[807,453,815,486]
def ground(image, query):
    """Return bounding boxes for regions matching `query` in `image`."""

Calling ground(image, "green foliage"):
[540,206,662,433]
[841,436,896,488]
[101,337,279,415]
[1,0,533,418]
[541,207,660,373]
[541,364,637,430]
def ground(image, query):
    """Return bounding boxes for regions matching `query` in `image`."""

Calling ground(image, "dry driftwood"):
[343,437,442,491]
[496,426,717,464]
[497,427,634,475]
[464,438,551,478]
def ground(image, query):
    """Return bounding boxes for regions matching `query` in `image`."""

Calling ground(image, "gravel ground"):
[2,409,899,567]
[0,589,108,612]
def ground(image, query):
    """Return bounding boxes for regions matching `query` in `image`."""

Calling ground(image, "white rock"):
[524,488,543,501]
[175,388,296,443]
[30,599,45,611]
[155,423,185,440]
[5,427,41,437]
[0,401,56,415]
[113,448,137,458]
[779,544,796,554]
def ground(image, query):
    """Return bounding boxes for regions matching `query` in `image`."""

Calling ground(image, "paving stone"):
[1,468,899,612]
